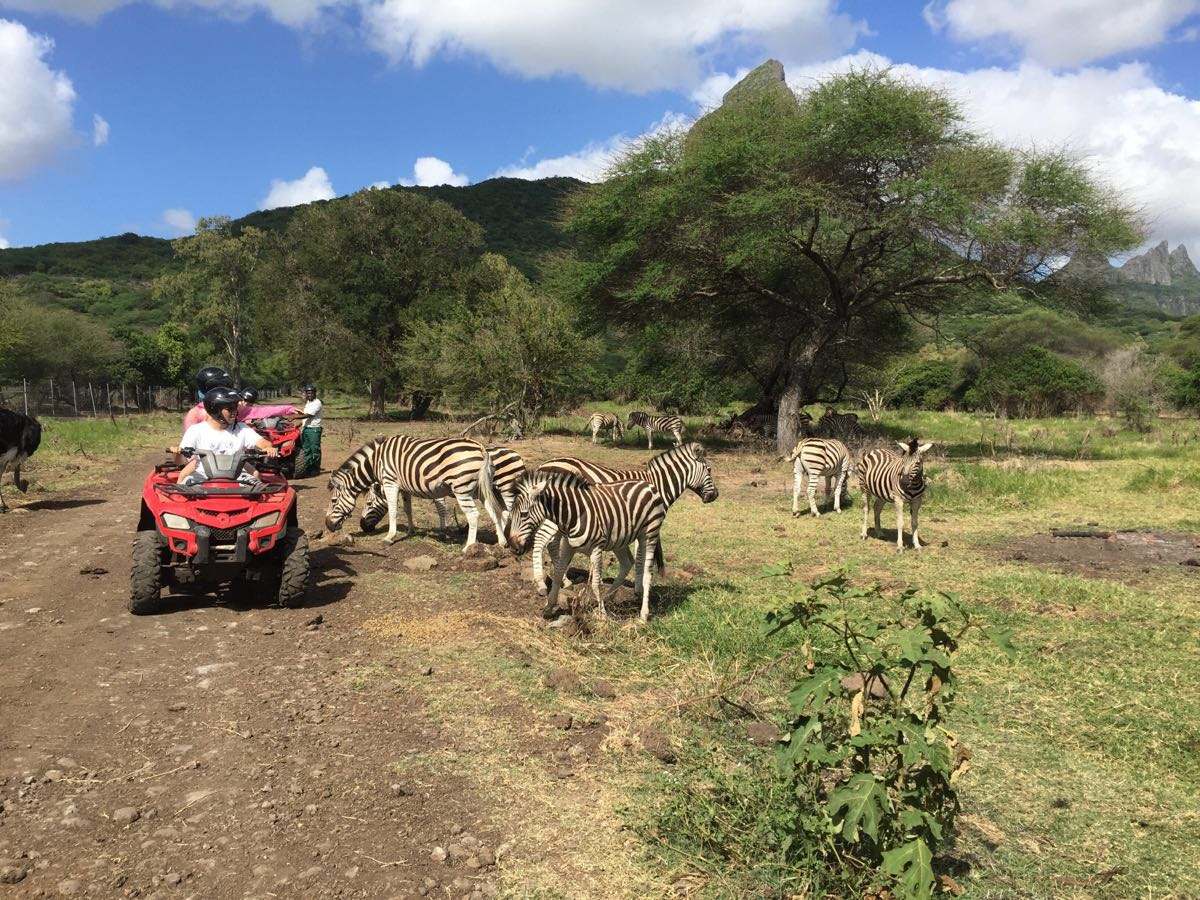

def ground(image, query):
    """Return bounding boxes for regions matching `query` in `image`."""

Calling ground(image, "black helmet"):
[196,366,233,396]
[239,387,258,404]
[202,386,241,418]
[302,384,316,396]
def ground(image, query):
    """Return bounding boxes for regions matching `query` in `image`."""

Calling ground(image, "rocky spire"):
[1169,243,1199,280]
[1119,240,1173,285]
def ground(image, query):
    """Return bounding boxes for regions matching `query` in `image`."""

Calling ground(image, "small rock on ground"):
[543,667,581,693]
[404,555,439,572]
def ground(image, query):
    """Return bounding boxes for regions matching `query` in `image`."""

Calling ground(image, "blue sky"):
[2,0,1199,251]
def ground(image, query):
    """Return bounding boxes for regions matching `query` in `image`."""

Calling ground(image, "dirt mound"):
[1003,528,1200,582]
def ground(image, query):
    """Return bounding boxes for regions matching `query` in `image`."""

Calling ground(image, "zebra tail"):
[653,540,665,576]
[475,446,504,519]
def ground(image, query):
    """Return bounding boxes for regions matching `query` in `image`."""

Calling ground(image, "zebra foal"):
[507,472,667,622]
[857,438,932,552]
[587,412,624,445]
[787,436,851,517]
[359,446,525,536]
[531,442,718,593]
[324,435,504,552]
[626,411,684,449]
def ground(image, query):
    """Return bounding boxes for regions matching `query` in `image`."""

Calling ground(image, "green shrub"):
[891,359,970,410]
[965,346,1102,417]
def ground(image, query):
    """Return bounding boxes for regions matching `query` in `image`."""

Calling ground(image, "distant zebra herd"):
[322,406,931,622]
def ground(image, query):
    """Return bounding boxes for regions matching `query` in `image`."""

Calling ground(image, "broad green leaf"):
[983,625,1017,658]
[826,773,889,843]
[882,837,935,900]
[759,560,793,578]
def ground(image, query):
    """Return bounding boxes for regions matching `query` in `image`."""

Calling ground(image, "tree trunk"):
[775,342,821,453]
[410,391,434,420]
[369,379,386,419]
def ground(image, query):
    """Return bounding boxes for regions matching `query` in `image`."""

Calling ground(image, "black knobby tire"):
[280,453,296,478]
[129,531,165,615]
[275,528,310,609]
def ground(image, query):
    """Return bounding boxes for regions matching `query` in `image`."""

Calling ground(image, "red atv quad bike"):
[248,416,302,477]
[130,447,309,614]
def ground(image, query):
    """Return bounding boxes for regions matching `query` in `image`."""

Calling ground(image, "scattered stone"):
[745,721,780,746]
[25,607,42,615]
[466,855,482,870]
[43,769,64,782]
[299,866,322,879]
[461,555,498,572]
[262,627,274,635]
[476,849,495,867]
[590,679,618,700]
[304,614,323,627]
[404,555,439,572]
[112,806,141,826]
[305,804,318,815]
[1181,558,1200,567]
[638,729,677,764]
[390,783,409,796]
[167,702,187,712]
[0,862,29,884]
[448,844,471,862]
[840,672,889,699]
[548,713,572,731]
[344,866,359,879]
[57,878,84,896]
[79,566,108,577]
[430,847,448,864]
[420,666,434,677]
[543,667,581,693]
[164,872,183,887]
[462,543,488,559]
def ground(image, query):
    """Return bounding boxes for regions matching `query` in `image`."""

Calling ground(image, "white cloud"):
[771,50,1200,251]
[494,112,692,182]
[259,165,335,209]
[0,0,348,27]
[362,0,865,92]
[398,156,468,187]
[0,233,9,250]
[367,180,390,189]
[924,0,1200,67]
[91,112,109,146]
[162,207,196,234]
[0,19,77,181]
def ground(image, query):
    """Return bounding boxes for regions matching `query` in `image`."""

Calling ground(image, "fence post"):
[72,380,79,417]
[49,379,55,416]
[122,384,129,419]
[107,383,116,424]
[88,382,98,417]
[22,378,28,416]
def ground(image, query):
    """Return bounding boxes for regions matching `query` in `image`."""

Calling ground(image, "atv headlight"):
[250,512,280,530]
[161,513,191,530]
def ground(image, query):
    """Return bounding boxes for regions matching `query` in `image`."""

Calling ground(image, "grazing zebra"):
[857,438,933,552]
[531,442,719,593]
[587,412,624,445]
[0,408,41,512]
[359,446,526,535]
[507,471,667,622]
[324,435,504,552]
[818,407,865,444]
[626,411,684,449]
[787,436,851,517]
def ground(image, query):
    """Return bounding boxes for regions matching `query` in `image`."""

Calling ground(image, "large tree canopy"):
[267,188,484,416]
[566,62,1142,450]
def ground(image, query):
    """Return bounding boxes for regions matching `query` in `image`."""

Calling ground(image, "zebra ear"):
[895,441,910,453]
[918,442,933,454]
[689,442,706,460]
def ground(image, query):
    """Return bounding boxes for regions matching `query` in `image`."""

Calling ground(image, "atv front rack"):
[160,482,286,497]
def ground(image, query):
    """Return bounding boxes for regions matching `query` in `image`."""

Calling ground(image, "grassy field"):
[12,401,1200,896]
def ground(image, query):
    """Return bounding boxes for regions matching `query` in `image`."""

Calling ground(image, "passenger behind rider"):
[182,367,297,430]
[235,387,297,425]
[170,387,276,485]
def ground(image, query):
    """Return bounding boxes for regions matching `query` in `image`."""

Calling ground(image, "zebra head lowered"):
[323,440,378,532]
[505,473,553,555]
[648,442,718,504]
[894,437,933,498]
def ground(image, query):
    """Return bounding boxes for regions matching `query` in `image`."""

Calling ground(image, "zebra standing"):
[857,438,933,552]
[324,435,504,552]
[531,442,719,594]
[507,471,667,622]
[787,436,851,517]
[359,446,526,535]
[587,412,624,445]
[818,407,865,444]
[626,411,684,449]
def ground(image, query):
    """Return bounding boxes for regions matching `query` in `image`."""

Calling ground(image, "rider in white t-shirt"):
[170,387,275,483]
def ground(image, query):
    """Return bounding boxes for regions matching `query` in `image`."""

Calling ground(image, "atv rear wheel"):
[275,528,310,608]
[129,531,165,615]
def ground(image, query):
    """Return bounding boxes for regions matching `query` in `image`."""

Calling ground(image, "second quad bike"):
[248,416,302,477]
[130,447,309,614]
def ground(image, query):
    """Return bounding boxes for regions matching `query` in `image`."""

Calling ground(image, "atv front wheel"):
[129,531,165,615]
[275,528,310,608]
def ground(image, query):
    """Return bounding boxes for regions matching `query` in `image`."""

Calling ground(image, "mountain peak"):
[1169,243,1199,280]
[1119,240,1175,285]
[721,59,792,108]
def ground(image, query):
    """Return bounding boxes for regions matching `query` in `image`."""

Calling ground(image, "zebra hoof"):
[382,534,399,546]
[791,511,800,518]
[536,583,549,597]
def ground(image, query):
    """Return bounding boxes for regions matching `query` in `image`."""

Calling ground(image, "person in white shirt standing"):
[295,384,324,478]
[170,387,276,485]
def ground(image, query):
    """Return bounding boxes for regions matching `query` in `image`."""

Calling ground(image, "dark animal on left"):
[0,408,42,511]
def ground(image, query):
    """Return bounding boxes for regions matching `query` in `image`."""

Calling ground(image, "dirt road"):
[0,447,602,899]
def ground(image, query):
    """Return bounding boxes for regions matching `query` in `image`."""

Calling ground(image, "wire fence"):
[0,379,292,419]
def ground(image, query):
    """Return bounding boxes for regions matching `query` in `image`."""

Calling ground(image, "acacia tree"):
[398,254,599,432]
[154,216,268,382]
[567,62,1142,451]
[268,189,483,417]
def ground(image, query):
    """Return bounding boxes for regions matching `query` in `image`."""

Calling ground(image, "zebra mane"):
[536,470,594,492]
[330,437,383,487]
[647,441,705,469]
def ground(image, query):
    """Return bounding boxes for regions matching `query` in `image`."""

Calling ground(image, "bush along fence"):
[0,380,292,418]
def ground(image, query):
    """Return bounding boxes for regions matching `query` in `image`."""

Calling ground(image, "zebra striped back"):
[588,412,623,433]
[857,438,931,503]
[628,411,683,432]
[325,435,494,530]
[540,442,717,506]
[788,437,850,476]
[508,471,666,557]
[359,446,526,531]
[818,407,864,443]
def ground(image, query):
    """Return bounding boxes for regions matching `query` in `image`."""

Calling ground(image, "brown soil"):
[1001,529,1200,583]
[0,443,645,899]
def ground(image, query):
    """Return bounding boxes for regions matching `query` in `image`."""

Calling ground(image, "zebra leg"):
[807,466,821,518]
[792,466,803,517]
[860,492,871,540]
[403,493,415,536]
[874,498,884,537]
[433,497,451,530]
[382,482,401,544]
[605,545,635,613]
[673,428,683,447]
[531,522,557,595]
[589,547,607,618]
[833,469,847,513]
[456,491,480,550]
[895,496,906,553]
[910,496,923,551]
[647,427,654,449]
[544,542,575,618]
[639,537,657,622]
[592,422,600,444]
